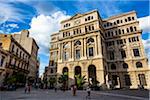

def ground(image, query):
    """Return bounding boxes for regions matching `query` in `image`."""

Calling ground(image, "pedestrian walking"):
[28,83,31,93]
[86,86,91,97]
[86,86,91,100]
[71,85,77,96]
[108,80,112,89]
[24,83,28,93]
[54,85,57,92]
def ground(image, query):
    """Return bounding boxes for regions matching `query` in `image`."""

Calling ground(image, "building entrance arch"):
[88,65,97,85]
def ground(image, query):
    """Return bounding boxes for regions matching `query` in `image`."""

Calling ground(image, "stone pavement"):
[0,88,149,100]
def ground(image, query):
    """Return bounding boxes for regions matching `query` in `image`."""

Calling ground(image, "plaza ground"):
[0,88,149,100]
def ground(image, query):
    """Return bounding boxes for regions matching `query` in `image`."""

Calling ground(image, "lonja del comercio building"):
[47,10,150,89]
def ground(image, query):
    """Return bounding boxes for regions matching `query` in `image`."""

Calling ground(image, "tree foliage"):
[58,72,68,90]
[75,75,86,89]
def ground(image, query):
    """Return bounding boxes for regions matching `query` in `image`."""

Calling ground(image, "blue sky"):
[0,0,150,75]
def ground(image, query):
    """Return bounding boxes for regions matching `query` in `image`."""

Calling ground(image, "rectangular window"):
[110,23,112,26]
[89,47,94,57]
[136,36,139,41]
[85,26,87,32]
[112,75,118,85]
[122,29,124,34]
[63,52,68,61]
[76,50,80,59]
[128,38,131,42]
[117,20,119,24]
[50,60,54,66]
[111,32,114,36]
[0,56,5,67]
[92,26,94,30]
[73,30,75,35]
[88,16,90,20]
[107,23,109,27]
[132,37,136,42]
[133,49,140,57]
[115,31,118,35]
[0,43,2,47]
[79,29,81,33]
[11,45,14,52]
[138,74,147,86]
[128,17,131,21]
[108,31,110,37]
[121,50,126,58]
[89,26,91,31]
[124,75,132,86]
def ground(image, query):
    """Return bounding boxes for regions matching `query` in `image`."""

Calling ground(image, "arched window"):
[87,38,94,43]
[136,62,143,68]
[63,43,69,48]
[74,40,81,46]
[123,63,128,69]
[111,63,116,70]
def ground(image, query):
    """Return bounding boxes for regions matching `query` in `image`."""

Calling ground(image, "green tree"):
[49,77,56,88]
[58,72,68,90]
[5,75,17,84]
[75,75,86,89]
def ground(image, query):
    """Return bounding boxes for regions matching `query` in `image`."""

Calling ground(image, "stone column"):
[71,41,74,61]
[58,43,62,62]
[61,43,63,62]
[69,41,72,61]
[81,38,84,58]
[97,35,102,57]
[126,38,132,59]
[83,38,87,59]
[94,36,98,57]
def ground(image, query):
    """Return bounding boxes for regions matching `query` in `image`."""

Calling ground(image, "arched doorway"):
[74,66,81,76]
[74,66,81,87]
[62,67,68,74]
[88,65,97,86]
[61,67,69,90]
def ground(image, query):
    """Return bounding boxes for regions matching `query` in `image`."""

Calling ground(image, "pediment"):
[70,13,82,20]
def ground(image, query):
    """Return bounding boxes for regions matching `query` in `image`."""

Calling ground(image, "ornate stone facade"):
[48,10,150,89]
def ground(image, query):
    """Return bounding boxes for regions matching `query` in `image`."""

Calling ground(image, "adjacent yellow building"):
[0,34,30,85]
[48,10,149,89]
[13,30,40,83]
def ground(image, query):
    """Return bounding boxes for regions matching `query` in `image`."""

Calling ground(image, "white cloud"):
[142,39,150,66]
[138,16,150,33]
[138,16,150,67]
[29,11,70,56]
[29,11,70,75]
[6,24,19,29]
[0,23,19,33]
[0,1,33,24]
